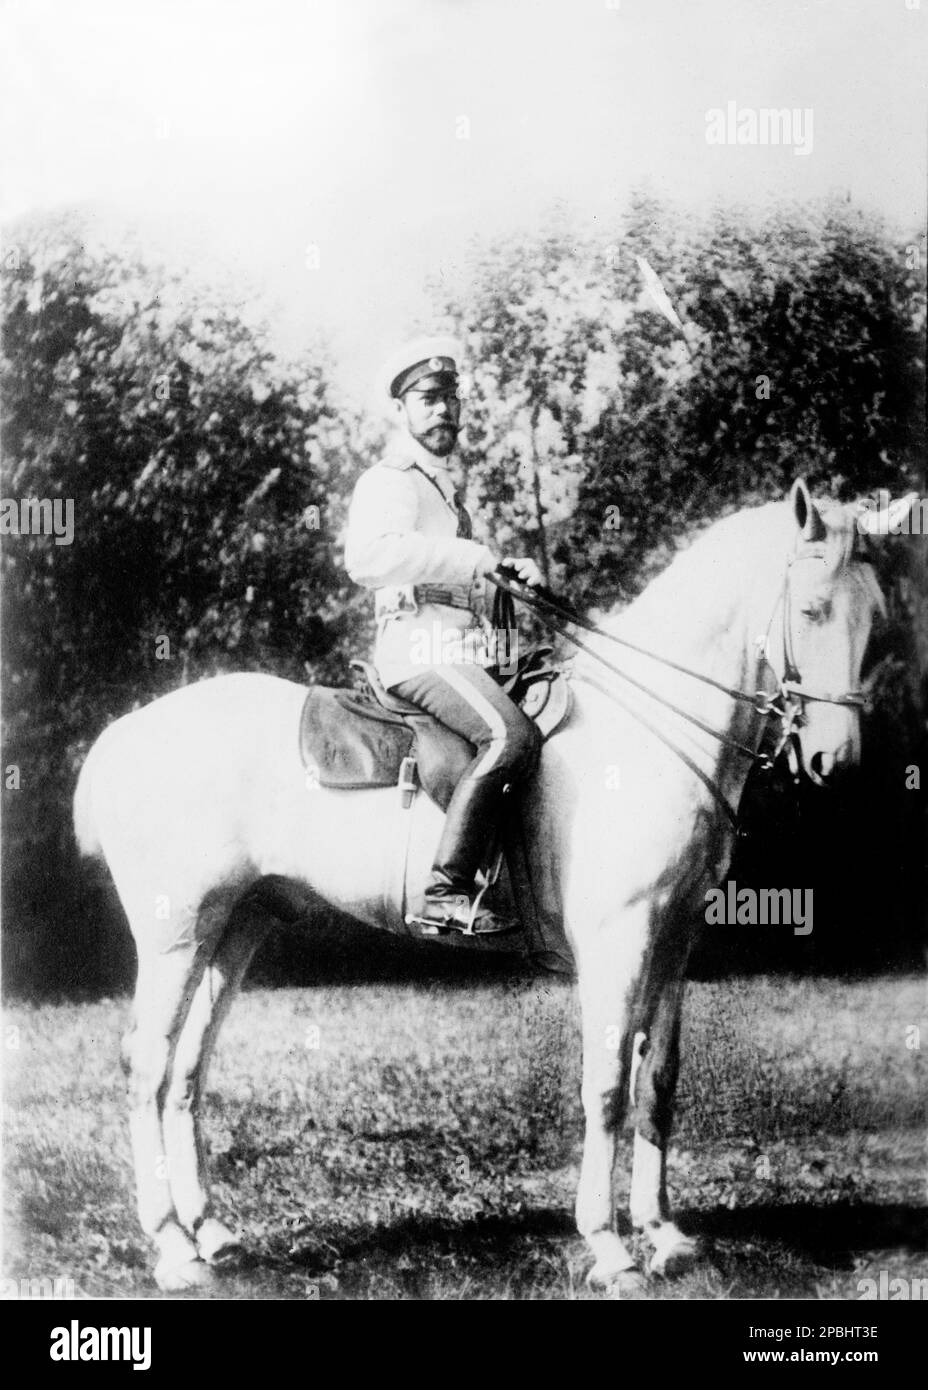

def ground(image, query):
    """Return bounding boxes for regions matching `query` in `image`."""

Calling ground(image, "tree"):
[434,224,623,587]
[1,217,364,990]
[434,195,925,614]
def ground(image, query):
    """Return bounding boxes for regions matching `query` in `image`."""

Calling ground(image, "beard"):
[411,421,459,457]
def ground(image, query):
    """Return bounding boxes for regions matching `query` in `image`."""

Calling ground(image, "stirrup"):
[405,891,520,937]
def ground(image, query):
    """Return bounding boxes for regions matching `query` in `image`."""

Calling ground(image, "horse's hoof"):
[588,1262,647,1299]
[196,1218,243,1268]
[154,1257,217,1292]
[650,1235,698,1279]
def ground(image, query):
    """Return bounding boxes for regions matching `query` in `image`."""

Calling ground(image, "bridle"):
[758,546,869,777]
[491,541,872,827]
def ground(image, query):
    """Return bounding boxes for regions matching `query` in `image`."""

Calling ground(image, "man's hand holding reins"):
[478,554,543,588]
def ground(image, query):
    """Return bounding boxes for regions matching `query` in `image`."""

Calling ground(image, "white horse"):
[73,480,907,1294]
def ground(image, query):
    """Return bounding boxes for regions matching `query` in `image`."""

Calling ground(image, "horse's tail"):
[73,738,103,859]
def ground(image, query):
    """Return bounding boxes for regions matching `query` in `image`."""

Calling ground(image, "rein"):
[490,549,870,825]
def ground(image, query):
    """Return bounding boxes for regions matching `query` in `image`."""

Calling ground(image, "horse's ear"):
[790,478,826,542]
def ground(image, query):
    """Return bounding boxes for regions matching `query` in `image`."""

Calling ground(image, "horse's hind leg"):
[629,974,698,1277]
[125,938,214,1291]
[162,907,270,1268]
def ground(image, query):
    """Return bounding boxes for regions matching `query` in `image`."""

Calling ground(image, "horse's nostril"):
[810,751,834,782]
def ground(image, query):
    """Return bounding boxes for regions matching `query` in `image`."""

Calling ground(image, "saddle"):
[299,649,570,810]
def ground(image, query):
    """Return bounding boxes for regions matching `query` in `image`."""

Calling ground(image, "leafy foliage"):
[438,194,925,612]
[1,221,369,986]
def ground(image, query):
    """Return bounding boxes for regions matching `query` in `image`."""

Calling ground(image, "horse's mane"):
[601,501,792,647]
[599,497,883,651]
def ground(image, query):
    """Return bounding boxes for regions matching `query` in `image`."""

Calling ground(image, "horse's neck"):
[617,585,751,691]
[592,564,757,727]
[609,507,795,694]
[565,511,789,798]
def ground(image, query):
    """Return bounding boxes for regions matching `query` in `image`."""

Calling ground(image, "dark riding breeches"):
[390,663,542,897]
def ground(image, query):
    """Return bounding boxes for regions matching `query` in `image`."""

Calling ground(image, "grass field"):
[4,971,927,1300]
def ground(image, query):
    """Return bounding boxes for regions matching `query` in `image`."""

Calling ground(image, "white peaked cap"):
[376,334,464,403]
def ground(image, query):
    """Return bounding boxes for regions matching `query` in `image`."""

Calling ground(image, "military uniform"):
[344,432,496,690]
[344,338,541,932]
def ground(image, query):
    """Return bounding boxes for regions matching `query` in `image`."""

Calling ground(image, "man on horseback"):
[345,335,543,935]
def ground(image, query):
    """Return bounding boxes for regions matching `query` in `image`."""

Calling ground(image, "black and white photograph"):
[2,0,926,1332]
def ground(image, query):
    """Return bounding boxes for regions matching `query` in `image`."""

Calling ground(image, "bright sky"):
[2,0,926,402]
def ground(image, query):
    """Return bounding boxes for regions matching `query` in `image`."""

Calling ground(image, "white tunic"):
[344,435,497,689]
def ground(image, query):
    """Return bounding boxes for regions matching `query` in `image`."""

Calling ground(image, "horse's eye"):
[800,601,830,622]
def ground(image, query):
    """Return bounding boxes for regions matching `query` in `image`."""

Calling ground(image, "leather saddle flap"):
[299,661,571,810]
[299,686,473,809]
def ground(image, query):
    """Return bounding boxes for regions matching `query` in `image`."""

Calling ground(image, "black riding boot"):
[421,767,519,935]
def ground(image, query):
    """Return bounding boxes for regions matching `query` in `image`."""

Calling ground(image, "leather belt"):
[414,584,474,611]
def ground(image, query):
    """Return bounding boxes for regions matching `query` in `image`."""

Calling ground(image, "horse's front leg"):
[629,975,698,1277]
[574,916,649,1297]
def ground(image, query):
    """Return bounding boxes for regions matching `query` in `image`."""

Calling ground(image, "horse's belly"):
[256,781,446,934]
[258,781,531,950]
